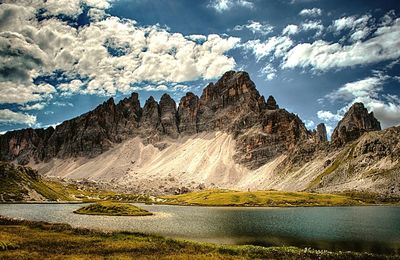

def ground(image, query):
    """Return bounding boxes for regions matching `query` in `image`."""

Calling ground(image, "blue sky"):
[1,0,400,136]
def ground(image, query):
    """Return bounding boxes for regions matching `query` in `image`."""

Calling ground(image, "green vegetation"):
[160,189,366,207]
[0,161,152,203]
[74,202,153,216]
[307,143,357,190]
[42,180,152,203]
[0,217,393,259]
[0,162,70,202]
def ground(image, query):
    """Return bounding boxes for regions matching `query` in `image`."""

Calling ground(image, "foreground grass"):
[160,190,369,207]
[74,202,152,216]
[0,217,393,259]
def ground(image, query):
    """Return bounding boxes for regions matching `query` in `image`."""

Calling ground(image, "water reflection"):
[0,203,399,254]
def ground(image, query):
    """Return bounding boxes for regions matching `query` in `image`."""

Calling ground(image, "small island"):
[74,202,153,216]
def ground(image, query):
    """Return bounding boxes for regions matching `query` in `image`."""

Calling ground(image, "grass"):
[0,216,394,259]
[0,161,152,203]
[42,180,152,203]
[0,162,70,202]
[74,202,153,216]
[160,189,366,207]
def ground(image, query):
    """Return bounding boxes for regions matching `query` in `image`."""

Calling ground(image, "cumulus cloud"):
[319,75,400,128]
[282,18,400,70]
[317,110,342,122]
[299,8,322,17]
[208,0,254,12]
[0,1,241,104]
[233,20,273,35]
[241,36,293,61]
[301,20,324,36]
[282,24,299,35]
[0,109,37,126]
[0,82,55,104]
[331,14,372,42]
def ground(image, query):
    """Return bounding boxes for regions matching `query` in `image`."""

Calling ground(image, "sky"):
[1,0,400,137]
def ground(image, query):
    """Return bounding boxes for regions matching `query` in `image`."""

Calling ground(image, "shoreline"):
[0,215,397,259]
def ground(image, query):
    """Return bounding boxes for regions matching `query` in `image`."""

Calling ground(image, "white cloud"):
[304,119,315,129]
[0,109,37,126]
[299,8,322,17]
[282,24,299,35]
[208,0,254,12]
[19,102,46,111]
[301,21,324,36]
[331,14,372,42]
[320,75,400,128]
[53,101,74,107]
[0,1,241,103]
[317,110,342,122]
[283,18,400,70]
[141,85,169,92]
[332,15,371,32]
[0,82,56,104]
[172,84,190,92]
[58,79,84,95]
[233,20,273,35]
[260,64,277,80]
[242,36,293,61]
[326,76,386,102]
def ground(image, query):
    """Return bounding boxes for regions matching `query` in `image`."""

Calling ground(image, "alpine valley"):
[1,71,399,198]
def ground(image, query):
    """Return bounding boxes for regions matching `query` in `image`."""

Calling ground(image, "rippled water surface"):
[1,203,399,253]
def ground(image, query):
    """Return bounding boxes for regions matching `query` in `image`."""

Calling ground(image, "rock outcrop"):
[266,95,279,110]
[177,92,199,135]
[159,94,179,138]
[331,103,381,146]
[316,123,328,143]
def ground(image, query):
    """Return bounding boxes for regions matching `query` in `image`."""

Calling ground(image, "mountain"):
[0,71,398,196]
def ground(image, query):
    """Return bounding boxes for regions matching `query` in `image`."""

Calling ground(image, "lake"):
[0,203,399,254]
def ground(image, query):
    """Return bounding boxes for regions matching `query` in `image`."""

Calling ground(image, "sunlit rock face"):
[332,102,381,147]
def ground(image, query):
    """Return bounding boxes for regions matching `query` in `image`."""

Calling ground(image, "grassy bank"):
[74,202,152,216]
[0,216,393,259]
[160,190,369,207]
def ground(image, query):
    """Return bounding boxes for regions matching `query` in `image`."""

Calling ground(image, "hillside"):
[0,162,69,202]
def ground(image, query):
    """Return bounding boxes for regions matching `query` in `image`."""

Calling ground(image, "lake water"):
[1,203,399,254]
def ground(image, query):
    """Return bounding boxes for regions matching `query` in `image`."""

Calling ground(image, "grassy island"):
[73,202,153,216]
[0,216,391,259]
[160,190,367,207]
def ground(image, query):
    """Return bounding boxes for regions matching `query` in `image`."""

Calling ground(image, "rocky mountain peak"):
[159,94,179,138]
[316,123,328,143]
[331,102,381,146]
[177,92,199,135]
[266,95,279,110]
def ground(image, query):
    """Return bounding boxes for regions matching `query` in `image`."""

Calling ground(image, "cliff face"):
[0,71,386,173]
[331,103,381,146]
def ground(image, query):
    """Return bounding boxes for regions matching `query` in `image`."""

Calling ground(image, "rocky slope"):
[0,71,398,196]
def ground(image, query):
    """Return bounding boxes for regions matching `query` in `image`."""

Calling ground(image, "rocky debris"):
[266,95,279,110]
[331,103,381,146]
[159,94,179,138]
[177,92,199,135]
[316,123,328,143]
